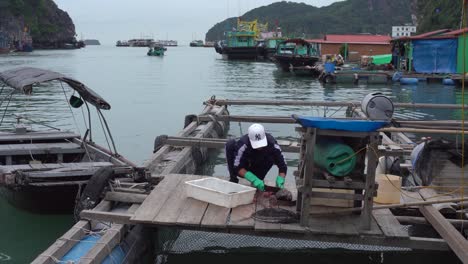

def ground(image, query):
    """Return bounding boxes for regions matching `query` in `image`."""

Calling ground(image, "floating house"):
[392,28,468,74]
[308,34,392,61]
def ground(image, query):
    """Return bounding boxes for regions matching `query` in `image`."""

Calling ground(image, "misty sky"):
[54,0,343,45]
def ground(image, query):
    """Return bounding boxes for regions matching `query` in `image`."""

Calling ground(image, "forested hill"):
[206,0,416,41]
[416,0,462,33]
[0,0,77,48]
[206,0,464,41]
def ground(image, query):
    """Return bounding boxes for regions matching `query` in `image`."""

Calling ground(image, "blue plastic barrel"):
[324,62,336,73]
[400,78,418,85]
[443,78,455,86]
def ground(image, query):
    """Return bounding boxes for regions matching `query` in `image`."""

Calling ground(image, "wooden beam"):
[162,136,300,153]
[419,189,468,263]
[104,192,148,204]
[209,99,468,109]
[79,210,133,225]
[396,216,468,229]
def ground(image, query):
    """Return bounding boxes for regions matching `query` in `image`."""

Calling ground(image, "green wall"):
[458,35,468,74]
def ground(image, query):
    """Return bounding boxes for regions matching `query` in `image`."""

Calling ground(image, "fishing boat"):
[0,67,143,213]
[258,36,286,60]
[147,44,166,56]
[274,38,320,72]
[215,19,265,60]
[190,40,204,47]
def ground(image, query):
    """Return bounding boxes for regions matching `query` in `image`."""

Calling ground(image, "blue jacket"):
[232,133,287,177]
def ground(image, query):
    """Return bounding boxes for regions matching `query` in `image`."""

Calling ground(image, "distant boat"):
[156,40,178,47]
[116,40,130,47]
[147,44,165,56]
[273,38,320,72]
[190,40,204,47]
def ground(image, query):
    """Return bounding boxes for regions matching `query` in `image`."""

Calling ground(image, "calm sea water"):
[0,46,462,263]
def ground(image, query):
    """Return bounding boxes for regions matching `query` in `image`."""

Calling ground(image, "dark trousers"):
[225,139,273,183]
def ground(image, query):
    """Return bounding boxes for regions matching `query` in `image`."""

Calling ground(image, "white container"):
[185,177,256,208]
[374,174,402,204]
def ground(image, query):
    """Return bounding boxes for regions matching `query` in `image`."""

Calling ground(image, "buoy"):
[400,77,418,85]
[442,78,455,86]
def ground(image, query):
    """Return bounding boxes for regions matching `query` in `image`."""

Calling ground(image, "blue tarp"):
[294,116,388,132]
[412,39,457,74]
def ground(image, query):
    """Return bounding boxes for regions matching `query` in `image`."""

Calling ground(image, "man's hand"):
[244,171,265,191]
[276,175,285,189]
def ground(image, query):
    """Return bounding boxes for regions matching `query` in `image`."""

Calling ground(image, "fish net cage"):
[152,228,411,263]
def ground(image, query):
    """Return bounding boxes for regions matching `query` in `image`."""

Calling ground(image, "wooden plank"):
[311,190,364,200]
[311,179,366,189]
[201,204,230,228]
[131,174,184,223]
[229,203,255,229]
[152,175,203,224]
[0,131,80,142]
[31,221,90,264]
[79,210,133,224]
[176,197,209,226]
[104,192,147,204]
[419,189,468,263]
[0,143,83,156]
[373,209,409,238]
[254,192,282,232]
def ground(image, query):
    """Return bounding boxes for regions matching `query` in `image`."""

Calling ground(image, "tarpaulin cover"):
[412,39,457,73]
[371,54,392,65]
[293,116,388,132]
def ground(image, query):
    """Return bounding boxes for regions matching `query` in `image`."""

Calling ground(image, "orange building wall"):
[320,43,391,59]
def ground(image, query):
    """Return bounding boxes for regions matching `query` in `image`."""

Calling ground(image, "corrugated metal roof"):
[307,34,391,44]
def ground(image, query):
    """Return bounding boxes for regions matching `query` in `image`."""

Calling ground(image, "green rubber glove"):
[276,176,285,189]
[244,171,265,191]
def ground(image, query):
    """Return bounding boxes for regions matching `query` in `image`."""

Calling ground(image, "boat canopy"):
[0,67,111,110]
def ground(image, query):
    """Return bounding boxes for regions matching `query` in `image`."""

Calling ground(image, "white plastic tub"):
[185,177,256,208]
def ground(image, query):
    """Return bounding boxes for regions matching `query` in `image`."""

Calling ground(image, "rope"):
[460,0,466,231]
[0,92,13,127]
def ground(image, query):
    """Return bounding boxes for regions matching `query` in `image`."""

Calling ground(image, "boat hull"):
[274,55,320,72]
[221,47,260,60]
[0,185,79,213]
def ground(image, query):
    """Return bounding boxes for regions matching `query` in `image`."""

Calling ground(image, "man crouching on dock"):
[225,123,287,191]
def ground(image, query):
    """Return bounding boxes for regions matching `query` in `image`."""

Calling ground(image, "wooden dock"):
[32,98,468,263]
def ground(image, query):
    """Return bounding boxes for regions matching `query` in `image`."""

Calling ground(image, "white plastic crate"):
[185,177,256,208]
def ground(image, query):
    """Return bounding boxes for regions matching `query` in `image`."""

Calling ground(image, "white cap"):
[248,123,267,149]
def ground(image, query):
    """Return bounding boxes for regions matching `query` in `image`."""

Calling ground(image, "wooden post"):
[300,128,316,226]
[361,132,379,230]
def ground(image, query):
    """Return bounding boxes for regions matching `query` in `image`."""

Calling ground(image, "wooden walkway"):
[120,174,447,251]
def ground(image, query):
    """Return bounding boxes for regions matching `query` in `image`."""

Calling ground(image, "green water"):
[0,46,464,263]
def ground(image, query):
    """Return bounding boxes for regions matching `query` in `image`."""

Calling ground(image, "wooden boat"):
[274,38,320,72]
[0,67,143,213]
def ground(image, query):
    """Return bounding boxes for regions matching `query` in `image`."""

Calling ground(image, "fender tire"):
[73,166,114,221]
